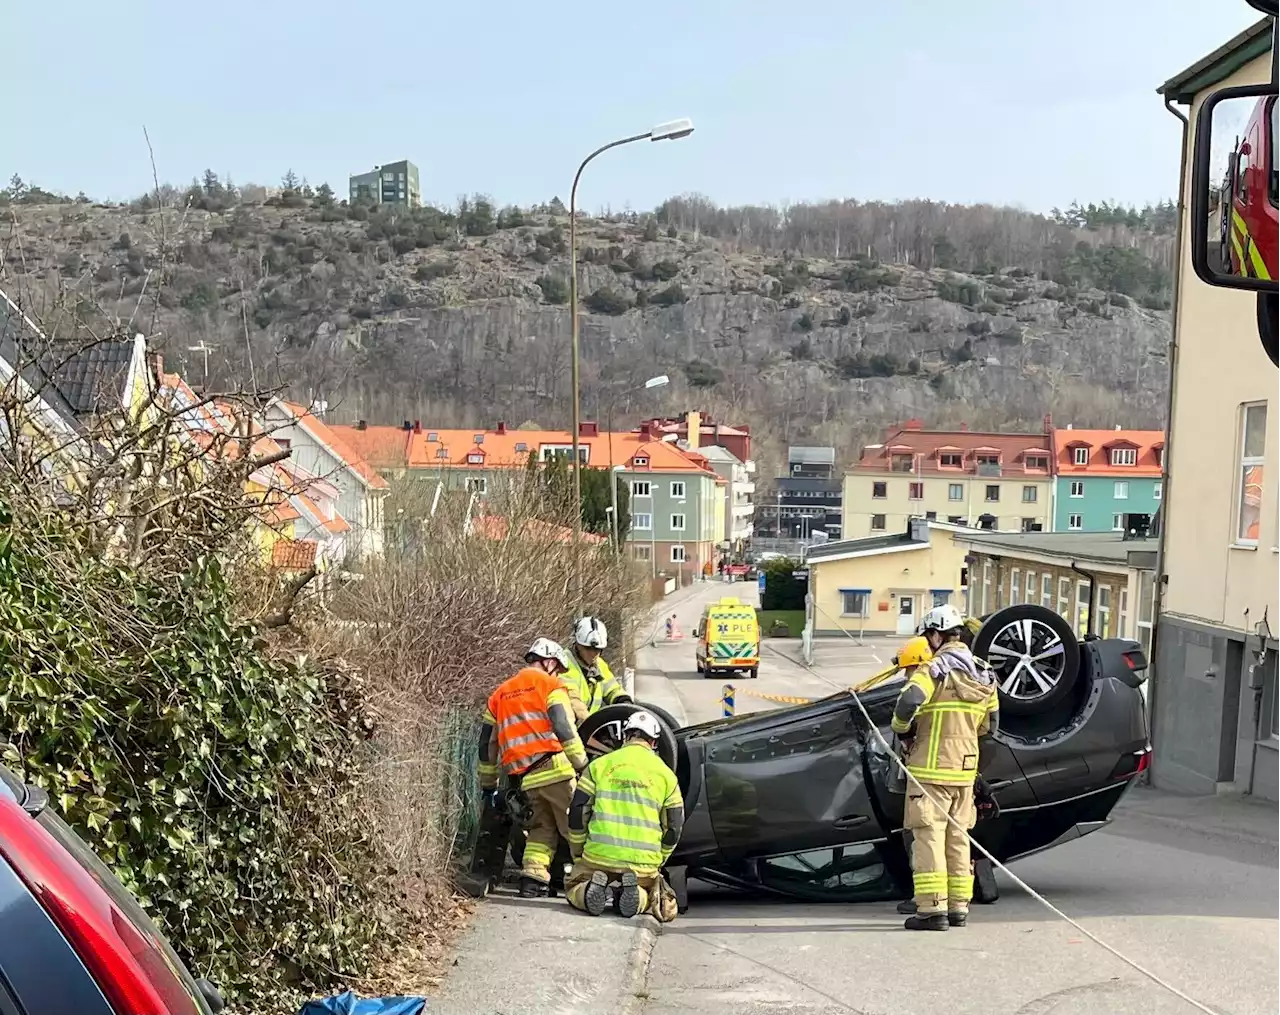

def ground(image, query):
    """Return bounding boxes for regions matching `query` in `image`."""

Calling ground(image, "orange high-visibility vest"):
[488,667,567,775]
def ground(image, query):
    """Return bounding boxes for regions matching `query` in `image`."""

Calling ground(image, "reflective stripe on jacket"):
[562,654,624,717]
[892,642,998,786]
[575,743,682,876]
[486,667,586,787]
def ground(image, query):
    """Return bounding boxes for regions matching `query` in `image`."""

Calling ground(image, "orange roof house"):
[1050,427,1165,476]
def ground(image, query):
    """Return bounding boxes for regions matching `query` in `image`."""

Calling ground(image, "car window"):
[756,842,897,900]
[0,765,21,804]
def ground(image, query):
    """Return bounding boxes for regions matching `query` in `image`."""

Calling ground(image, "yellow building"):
[842,421,1056,538]
[806,519,972,637]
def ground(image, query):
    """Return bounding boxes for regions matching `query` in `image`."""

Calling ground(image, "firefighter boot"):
[896,899,917,915]
[948,911,967,927]
[904,912,949,931]
[614,871,642,919]
[518,876,548,899]
[582,870,611,916]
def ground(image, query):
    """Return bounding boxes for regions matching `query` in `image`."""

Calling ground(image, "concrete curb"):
[616,915,661,1014]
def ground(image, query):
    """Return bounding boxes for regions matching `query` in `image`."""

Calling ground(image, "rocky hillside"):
[0,182,1172,474]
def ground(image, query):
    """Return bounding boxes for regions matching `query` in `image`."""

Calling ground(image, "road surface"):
[634,583,1280,1015]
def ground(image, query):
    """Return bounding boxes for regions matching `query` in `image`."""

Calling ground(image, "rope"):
[750,606,1223,1015]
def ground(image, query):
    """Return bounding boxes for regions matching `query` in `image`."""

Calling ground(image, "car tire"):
[578,703,679,772]
[637,701,683,734]
[748,667,759,679]
[703,666,716,680]
[974,604,1081,717]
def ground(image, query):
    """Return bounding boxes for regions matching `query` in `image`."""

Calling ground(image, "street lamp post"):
[569,121,694,609]
[605,373,669,551]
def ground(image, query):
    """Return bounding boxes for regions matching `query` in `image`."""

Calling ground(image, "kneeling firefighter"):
[477,639,588,898]
[565,711,683,921]
[890,604,1000,931]
[561,616,631,723]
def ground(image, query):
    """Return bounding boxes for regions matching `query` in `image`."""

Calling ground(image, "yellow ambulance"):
[694,597,761,679]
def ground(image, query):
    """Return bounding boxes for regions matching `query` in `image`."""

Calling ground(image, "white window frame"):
[632,512,653,531]
[1153,481,1162,500]
[1237,402,1267,546]
[1137,571,1155,658]
[1075,581,1091,637]
[908,481,924,501]
[670,513,686,531]
[985,485,1000,502]
[948,483,964,501]
[1119,586,1129,639]
[1010,568,1021,605]
[841,590,869,617]
[1113,513,1124,531]
[670,545,686,563]
[467,477,487,494]
[1040,574,1053,610]
[1068,513,1083,530]
[870,514,887,531]
[1110,447,1137,466]
[1058,577,1071,618]
[1026,571,1036,604]
[1098,585,1112,638]
[631,480,652,498]
[1114,481,1129,499]
[872,481,888,499]
[1069,480,1084,498]
[1072,447,1089,465]
[940,453,962,468]
[670,481,687,499]
[633,544,652,562]
[1022,485,1037,503]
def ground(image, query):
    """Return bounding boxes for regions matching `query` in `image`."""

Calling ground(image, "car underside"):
[575,603,1151,909]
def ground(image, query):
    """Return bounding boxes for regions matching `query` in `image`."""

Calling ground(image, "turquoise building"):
[1051,428,1164,532]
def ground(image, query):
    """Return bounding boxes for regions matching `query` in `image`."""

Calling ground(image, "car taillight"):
[1122,649,1148,672]
[1109,746,1152,781]
[0,794,202,1015]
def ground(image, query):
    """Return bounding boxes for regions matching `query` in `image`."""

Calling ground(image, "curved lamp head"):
[651,119,694,141]
[644,375,670,388]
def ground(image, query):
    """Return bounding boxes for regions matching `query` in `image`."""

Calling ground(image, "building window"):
[1058,577,1071,618]
[1075,581,1090,637]
[932,590,950,607]
[1156,447,1165,468]
[948,483,963,501]
[1068,513,1083,530]
[633,544,652,562]
[1020,517,1037,532]
[467,453,484,465]
[1026,571,1036,604]
[515,442,528,453]
[1010,569,1021,605]
[1098,585,1112,638]
[948,515,965,524]
[909,482,924,500]
[1154,481,1162,500]
[870,514,886,531]
[383,171,395,181]
[1022,485,1037,503]
[981,560,992,614]
[1237,402,1267,544]
[1118,587,1129,638]
[1026,455,1049,470]
[985,485,1000,502]
[1114,481,1129,499]
[671,481,686,499]
[467,477,487,494]
[1110,447,1137,466]
[1113,513,1124,531]
[671,545,686,563]
[671,513,686,531]
[633,455,649,467]
[940,453,962,467]
[976,453,1000,466]
[841,590,869,617]
[925,511,937,520]
[632,481,651,498]
[1070,481,1084,498]
[873,481,887,499]
[1137,571,1154,657]
[1041,574,1053,610]
[1073,447,1089,465]
[633,513,652,530]
[437,448,448,459]
[891,454,914,472]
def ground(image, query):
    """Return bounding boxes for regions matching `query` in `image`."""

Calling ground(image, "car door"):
[701,698,886,858]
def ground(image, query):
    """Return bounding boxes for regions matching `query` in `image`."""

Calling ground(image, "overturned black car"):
[578,602,1151,909]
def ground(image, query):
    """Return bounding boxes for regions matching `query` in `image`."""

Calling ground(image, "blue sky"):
[7,1,1264,215]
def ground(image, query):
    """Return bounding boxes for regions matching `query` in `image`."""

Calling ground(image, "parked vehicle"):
[583,603,1151,910]
[694,596,761,679]
[1223,94,1277,280]
[0,763,223,1014]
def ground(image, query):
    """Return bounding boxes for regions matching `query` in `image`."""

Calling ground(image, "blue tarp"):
[298,990,427,1015]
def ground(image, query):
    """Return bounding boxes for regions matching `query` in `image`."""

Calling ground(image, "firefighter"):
[478,638,588,898]
[564,711,683,921]
[561,616,633,723]
[890,603,1000,930]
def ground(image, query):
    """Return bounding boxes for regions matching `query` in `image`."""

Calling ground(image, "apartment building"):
[842,419,1055,538]
[1052,426,1164,532]
[1154,19,1277,801]
[699,444,755,550]
[348,159,421,208]
[761,446,843,540]
[332,418,723,580]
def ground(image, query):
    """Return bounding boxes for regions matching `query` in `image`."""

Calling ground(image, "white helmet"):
[918,603,966,636]
[573,615,608,650]
[525,638,572,672]
[623,710,662,741]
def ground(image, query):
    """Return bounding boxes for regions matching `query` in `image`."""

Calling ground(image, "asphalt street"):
[633,583,1280,1015]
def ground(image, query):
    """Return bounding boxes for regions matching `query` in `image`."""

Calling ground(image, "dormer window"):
[891,453,914,473]
[1155,446,1165,468]
[427,431,439,442]
[467,452,484,465]
[634,455,649,467]
[1110,447,1137,466]
[1025,455,1049,470]
[1072,446,1089,465]
[437,448,448,459]
[474,434,484,444]
[516,442,529,453]
[975,453,1000,466]
[939,452,962,468]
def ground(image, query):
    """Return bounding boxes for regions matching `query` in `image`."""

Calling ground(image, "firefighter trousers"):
[564,860,678,922]
[904,781,976,915]
[521,778,575,884]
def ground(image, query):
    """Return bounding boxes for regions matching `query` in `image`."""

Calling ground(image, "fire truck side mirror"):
[1189,85,1277,294]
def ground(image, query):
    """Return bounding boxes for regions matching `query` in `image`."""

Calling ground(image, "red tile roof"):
[271,538,318,570]
[279,401,390,491]
[855,428,1056,477]
[1051,428,1164,477]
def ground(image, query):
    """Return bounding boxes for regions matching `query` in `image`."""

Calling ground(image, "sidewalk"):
[1117,784,1278,845]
